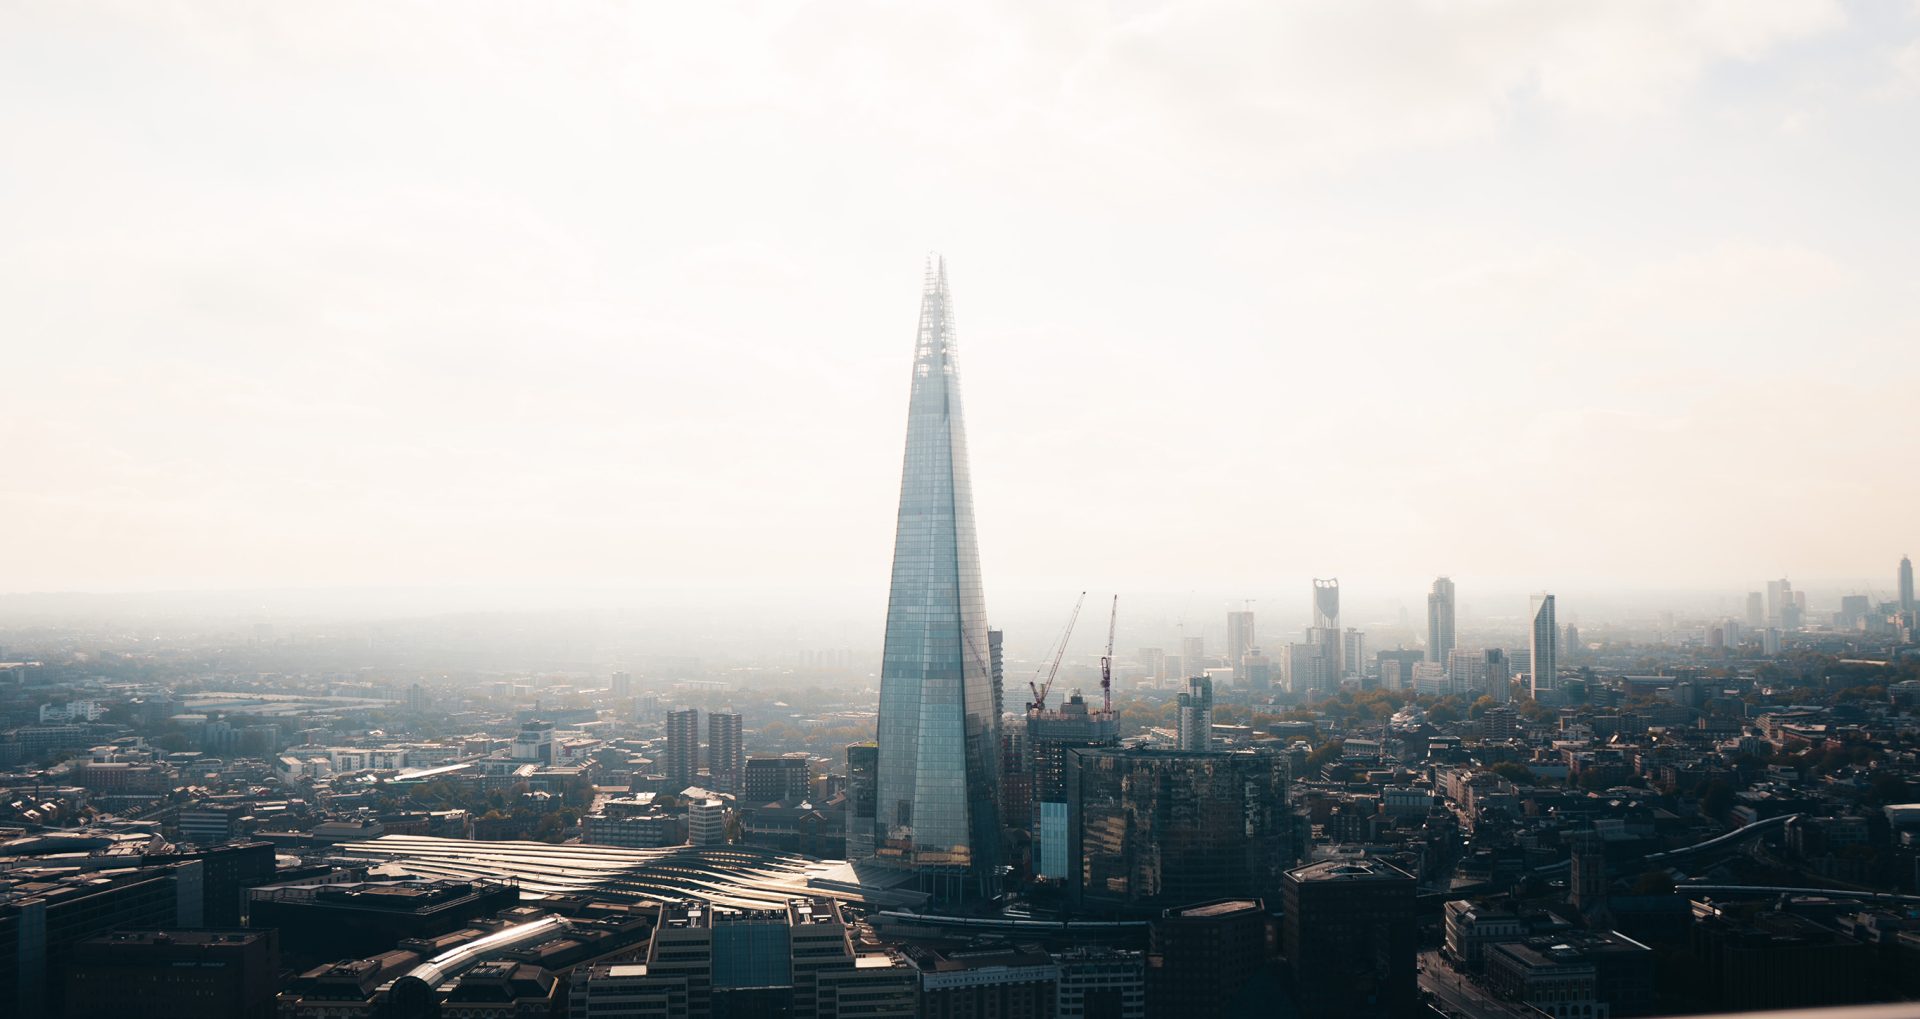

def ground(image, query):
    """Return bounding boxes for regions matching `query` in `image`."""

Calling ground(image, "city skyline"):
[5,6,1920,1018]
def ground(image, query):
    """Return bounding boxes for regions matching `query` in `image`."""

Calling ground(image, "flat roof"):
[1170,899,1261,918]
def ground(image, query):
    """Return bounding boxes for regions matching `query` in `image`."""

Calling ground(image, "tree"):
[1490,762,1535,784]
[1304,740,1345,774]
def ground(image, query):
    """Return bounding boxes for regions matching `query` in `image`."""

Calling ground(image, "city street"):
[1417,949,1539,1019]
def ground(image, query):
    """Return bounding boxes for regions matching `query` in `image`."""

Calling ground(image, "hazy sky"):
[4,1,1918,608]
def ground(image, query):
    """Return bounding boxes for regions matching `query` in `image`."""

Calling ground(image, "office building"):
[179,803,249,845]
[1175,676,1213,751]
[666,708,700,791]
[512,720,555,765]
[1180,635,1206,672]
[0,862,199,1019]
[1282,860,1417,1019]
[1136,647,1166,683]
[1067,748,1290,913]
[1690,909,1872,1012]
[568,899,916,1019]
[844,742,878,861]
[874,257,1002,899]
[1054,946,1145,1019]
[149,840,276,928]
[1529,593,1558,699]
[1028,692,1119,880]
[1448,648,1511,703]
[583,796,682,849]
[246,879,518,963]
[1238,647,1273,692]
[1225,610,1256,675]
[1428,577,1457,664]
[688,798,728,847]
[611,671,634,696]
[745,753,811,804]
[1375,648,1425,692]
[1342,628,1366,681]
[66,929,278,1019]
[1286,641,1330,697]
[708,711,744,795]
[1746,591,1765,629]
[1146,899,1266,1019]
[1768,578,1802,630]
[908,944,1058,1019]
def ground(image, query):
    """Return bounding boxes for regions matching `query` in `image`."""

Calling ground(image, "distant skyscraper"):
[1342,628,1366,681]
[1240,647,1273,692]
[1448,647,1510,701]
[1181,634,1206,670]
[1287,642,1331,697]
[1312,579,1340,675]
[1137,647,1166,683]
[874,257,1001,898]
[1767,578,1794,628]
[1529,594,1557,699]
[1746,591,1765,629]
[665,707,699,790]
[1176,676,1214,751]
[610,671,633,697]
[1427,577,1456,665]
[708,710,743,794]
[1901,555,1915,620]
[1312,578,1339,629]
[1226,610,1256,674]
[1306,626,1341,687]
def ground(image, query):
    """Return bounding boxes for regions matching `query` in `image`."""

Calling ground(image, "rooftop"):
[1287,859,1414,883]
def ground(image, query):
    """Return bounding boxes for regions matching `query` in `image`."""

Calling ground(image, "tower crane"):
[1028,591,1085,713]
[1100,594,1119,715]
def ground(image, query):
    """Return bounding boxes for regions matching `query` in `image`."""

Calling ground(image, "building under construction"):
[1029,693,1120,880]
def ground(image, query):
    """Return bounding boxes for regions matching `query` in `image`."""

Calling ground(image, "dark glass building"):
[66,929,279,1019]
[1282,859,1417,1019]
[1147,899,1267,1019]
[1066,748,1290,912]
[844,741,878,861]
[874,257,1001,898]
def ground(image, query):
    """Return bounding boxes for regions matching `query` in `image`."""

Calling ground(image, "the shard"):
[874,255,1001,899]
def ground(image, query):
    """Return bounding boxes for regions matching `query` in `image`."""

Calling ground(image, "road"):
[1417,949,1538,1019]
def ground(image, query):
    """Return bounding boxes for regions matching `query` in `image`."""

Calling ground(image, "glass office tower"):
[874,256,1001,899]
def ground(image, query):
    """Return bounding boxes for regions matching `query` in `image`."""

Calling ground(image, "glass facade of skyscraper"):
[874,257,1001,898]
[1067,747,1290,913]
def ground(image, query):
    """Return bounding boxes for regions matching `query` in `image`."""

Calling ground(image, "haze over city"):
[7,1,1919,624]
[10,6,1920,1019]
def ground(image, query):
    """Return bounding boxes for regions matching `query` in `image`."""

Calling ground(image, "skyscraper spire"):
[874,255,1001,900]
